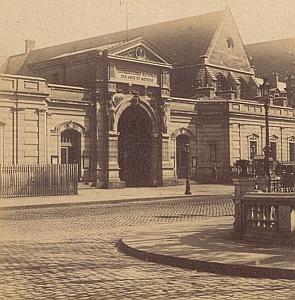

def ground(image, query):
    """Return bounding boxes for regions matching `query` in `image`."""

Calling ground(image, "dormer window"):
[226,37,234,49]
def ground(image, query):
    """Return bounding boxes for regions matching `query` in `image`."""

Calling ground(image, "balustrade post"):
[232,177,256,237]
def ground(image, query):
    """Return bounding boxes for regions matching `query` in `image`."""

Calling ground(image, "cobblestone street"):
[0,195,294,299]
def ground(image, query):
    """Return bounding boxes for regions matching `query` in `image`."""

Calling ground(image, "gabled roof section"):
[252,76,263,87]
[1,52,29,75]
[108,37,173,65]
[246,37,295,82]
[6,9,225,75]
[206,8,252,73]
[48,37,173,66]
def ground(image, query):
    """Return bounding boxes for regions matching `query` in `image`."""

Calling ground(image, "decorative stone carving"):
[131,95,140,106]
[118,46,162,63]
[108,97,116,132]
[112,93,124,107]
[66,120,74,129]
[162,104,169,134]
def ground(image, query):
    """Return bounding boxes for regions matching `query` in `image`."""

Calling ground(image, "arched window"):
[226,37,234,49]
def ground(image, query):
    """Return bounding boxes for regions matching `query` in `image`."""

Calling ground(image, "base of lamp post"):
[185,177,192,195]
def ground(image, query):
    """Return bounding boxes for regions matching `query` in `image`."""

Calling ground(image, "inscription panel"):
[110,65,159,87]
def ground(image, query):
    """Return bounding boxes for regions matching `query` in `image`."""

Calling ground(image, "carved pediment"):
[109,38,172,65]
[117,45,164,63]
[247,133,259,140]
[270,135,279,141]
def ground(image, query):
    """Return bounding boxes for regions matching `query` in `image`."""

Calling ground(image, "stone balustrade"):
[242,193,295,243]
[229,99,295,119]
[0,73,92,102]
[233,177,295,245]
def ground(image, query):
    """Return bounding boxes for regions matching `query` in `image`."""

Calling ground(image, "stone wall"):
[0,74,93,181]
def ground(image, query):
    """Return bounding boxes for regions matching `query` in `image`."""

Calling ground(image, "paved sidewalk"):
[118,217,295,279]
[0,184,234,209]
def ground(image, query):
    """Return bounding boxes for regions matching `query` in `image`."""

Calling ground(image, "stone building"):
[0,8,294,188]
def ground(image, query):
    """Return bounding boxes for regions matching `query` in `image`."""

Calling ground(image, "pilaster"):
[38,109,47,164]
[161,133,177,186]
[106,131,125,189]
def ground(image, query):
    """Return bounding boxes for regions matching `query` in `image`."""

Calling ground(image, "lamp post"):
[260,78,271,191]
[184,143,192,194]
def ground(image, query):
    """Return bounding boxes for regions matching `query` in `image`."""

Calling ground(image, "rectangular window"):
[209,143,217,163]
[270,142,277,161]
[290,143,295,161]
[250,140,257,159]
[162,72,170,88]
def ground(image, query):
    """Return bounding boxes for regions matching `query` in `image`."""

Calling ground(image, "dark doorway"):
[176,134,189,179]
[118,105,152,187]
[61,129,81,179]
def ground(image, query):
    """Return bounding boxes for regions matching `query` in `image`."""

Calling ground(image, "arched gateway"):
[106,94,175,189]
[118,105,152,187]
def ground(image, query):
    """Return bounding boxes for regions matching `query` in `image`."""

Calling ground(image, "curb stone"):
[116,239,295,280]
[0,194,233,211]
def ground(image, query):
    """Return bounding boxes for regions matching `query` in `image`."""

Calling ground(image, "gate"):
[0,164,78,198]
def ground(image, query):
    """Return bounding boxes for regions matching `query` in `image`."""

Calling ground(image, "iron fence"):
[0,164,78,198]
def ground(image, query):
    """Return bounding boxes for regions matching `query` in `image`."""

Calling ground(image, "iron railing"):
[0,164,78,198]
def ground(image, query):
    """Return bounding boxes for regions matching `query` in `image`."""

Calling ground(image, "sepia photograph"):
[0,0,295,299]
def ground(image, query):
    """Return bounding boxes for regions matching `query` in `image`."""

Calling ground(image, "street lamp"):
[260,78,271,191]
[184,143,192,195]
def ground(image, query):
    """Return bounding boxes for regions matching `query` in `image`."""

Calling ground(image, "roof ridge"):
[25,8,226,54]
[246,36,295,46]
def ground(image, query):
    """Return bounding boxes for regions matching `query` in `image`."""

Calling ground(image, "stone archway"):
[114,95,159,187]
[176,134,190,179]
[118,104,153,187]
[56,121,85,180]
[172,128,194,179]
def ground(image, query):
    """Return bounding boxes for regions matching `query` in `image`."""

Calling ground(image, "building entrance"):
[176,134,190,179]
[118,105,152,187]
[61,129,81,179]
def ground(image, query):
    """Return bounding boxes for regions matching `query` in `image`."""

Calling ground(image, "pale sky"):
[1,0,295,64]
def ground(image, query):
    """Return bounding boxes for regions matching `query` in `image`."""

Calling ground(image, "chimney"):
[269,72,279,88]
[25,40,36,53]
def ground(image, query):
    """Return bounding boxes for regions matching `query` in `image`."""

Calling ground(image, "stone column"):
[232,177,256,237]
[106,131,125,189]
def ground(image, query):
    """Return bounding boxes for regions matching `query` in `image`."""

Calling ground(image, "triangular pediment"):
[109,38,173,65]
[206,8,253,73]
[247,133,259,140]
